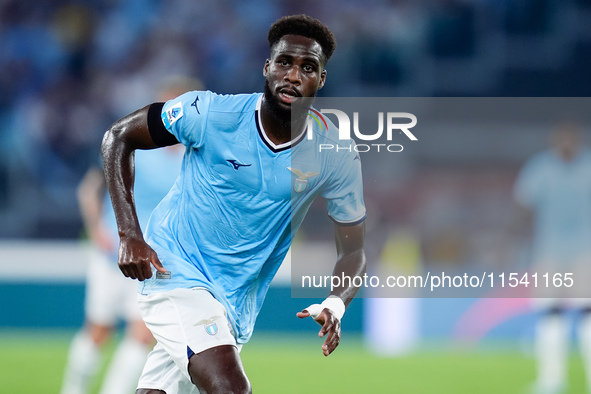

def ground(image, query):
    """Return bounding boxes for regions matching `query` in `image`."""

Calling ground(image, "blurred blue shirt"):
[514,148,591,260]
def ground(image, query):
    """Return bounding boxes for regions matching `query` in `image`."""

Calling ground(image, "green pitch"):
[0,330,587,393]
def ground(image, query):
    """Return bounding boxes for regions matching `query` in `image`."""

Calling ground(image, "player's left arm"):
[297,221,366,356]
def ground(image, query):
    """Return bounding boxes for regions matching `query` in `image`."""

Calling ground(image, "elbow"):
[102,105,156,156]
[101,121,127,163]
[358,250,368,274]
[101,127,115,164]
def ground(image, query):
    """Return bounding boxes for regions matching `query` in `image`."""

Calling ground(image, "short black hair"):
[267,14,336,65]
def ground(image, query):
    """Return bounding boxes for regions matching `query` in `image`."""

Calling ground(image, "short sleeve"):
[322,151,366,226]
[161,90,213,149]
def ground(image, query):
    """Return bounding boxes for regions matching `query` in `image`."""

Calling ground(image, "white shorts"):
[85,246,142,326]
[137,287,238,394]
[530,254,591,310]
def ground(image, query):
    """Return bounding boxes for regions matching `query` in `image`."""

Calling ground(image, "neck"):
[260,96,307,145]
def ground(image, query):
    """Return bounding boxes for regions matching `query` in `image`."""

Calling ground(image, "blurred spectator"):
[514,123,591,394]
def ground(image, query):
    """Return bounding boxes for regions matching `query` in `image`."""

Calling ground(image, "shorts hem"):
[136,382,166,390]
[188,340,238,358]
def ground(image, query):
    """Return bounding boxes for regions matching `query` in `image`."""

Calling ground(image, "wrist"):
[320,296,346,321]
[118,227,143,240]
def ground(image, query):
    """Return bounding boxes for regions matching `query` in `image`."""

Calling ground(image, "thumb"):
[303,303,323,320]
[296,310,310,319]
[151,251,167,273]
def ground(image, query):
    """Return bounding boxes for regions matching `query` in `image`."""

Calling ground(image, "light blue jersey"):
[143,91,366,344]
[102,148,183,260]
[514,148,591,260]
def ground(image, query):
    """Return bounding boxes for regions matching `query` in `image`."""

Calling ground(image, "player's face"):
[263,35,327,110]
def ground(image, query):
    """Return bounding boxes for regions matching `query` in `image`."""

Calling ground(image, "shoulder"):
[578,148,591,161]
[162,91,261,132]
[205,92,262,114]
[164,91,261,114]
[307,109,361,166]
[522,150,553,170]
[574,149,591,175]
[306,108,348,147]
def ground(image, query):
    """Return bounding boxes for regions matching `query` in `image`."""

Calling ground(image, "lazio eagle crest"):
[194,316,221,336]
[287,167,320,193]
[205,322,218,336]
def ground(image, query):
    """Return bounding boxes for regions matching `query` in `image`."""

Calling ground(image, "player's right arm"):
[101,104,173,281]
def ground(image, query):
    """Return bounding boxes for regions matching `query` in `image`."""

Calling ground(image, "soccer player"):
[101,14,366,394]
[61,78,202,394]
[514,123,591,394]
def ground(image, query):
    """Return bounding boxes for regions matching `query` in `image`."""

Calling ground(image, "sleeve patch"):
[161,102,184,129]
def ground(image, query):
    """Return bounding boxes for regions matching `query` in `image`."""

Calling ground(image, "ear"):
[263,59,270,76]
[318,69,327,90]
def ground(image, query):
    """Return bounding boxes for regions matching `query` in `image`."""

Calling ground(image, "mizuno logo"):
[191,95,200,114]
[227,159,252,170]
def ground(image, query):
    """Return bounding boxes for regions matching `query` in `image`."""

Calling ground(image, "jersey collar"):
[255,95,307,153]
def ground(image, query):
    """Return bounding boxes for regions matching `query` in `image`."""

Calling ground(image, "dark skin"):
[262,34,326,144]
[102,34,365,394]
[297,222,366,356]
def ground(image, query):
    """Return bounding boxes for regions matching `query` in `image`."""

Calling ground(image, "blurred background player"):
[514,123,591,394]
[60,77,204,394]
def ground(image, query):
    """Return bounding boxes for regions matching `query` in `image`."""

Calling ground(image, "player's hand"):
[118,236,167,281]
[297,307,341,356]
